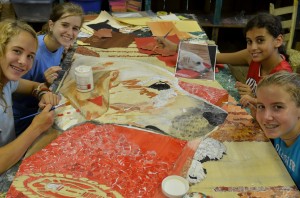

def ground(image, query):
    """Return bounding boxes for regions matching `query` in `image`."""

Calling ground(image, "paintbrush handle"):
[17,103,66,121]
[164,28,173,38]
[18,111,41,121]
[223,102,242,106]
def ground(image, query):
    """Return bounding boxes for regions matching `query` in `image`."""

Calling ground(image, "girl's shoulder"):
[4,80,19,94]
[271,59,293,73]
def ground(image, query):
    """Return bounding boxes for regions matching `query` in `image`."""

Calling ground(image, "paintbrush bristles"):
[52,101,70,110]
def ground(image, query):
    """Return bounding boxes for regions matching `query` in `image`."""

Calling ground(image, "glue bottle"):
[75,66,94,92]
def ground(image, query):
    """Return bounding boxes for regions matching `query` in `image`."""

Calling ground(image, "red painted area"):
[87,95,102,107]
[179,81,229,107]
[7,123,191,198]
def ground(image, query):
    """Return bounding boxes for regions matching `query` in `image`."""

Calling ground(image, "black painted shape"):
[148,81,170,90]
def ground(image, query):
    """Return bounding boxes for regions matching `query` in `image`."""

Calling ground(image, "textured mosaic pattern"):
[7,123,192,197]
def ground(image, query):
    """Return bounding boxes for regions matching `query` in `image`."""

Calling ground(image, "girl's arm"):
[15,79,45,95]
[0,79,60,173]
[15,79,59,107]
[216,49,251,65]
[0,104,54,173]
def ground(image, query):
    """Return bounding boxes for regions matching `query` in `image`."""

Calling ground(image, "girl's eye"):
[256,104,264,109]
[13,49,21,54]
[73,27,80,32]
[246,40,252,45]
[273,105,283,111]
[257,38,265,44]
[28,55,35,60]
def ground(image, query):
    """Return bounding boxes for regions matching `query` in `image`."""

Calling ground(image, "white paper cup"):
[162,175,189,198]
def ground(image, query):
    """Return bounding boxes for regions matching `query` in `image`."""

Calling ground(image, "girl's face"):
[0,31,37,82]
[246,27,281,63]
[49,14,82,48]
[256,84,300,142]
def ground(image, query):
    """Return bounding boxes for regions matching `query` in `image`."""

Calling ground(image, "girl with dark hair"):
[216,13,293,108]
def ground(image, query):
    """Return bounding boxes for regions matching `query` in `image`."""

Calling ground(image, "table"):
[1,12,299,197]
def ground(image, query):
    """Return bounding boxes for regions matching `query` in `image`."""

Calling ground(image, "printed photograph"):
[175,42,217,80]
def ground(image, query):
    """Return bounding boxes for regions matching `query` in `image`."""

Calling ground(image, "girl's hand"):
[235,81,253,97]
[239,95,257,118]
[31,104,55,133]
[44,66,62,85]
[239,95,256,107]
[154,37,178,52]
[38,92,60,109]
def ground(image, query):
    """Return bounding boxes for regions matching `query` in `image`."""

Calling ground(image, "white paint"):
[75,66,94,92]
[162,176,189,197]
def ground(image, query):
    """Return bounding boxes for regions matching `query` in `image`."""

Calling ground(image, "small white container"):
[74,66,94,92]
[162,175,189,198]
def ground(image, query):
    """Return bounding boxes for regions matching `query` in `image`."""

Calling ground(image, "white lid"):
[162,175,189,198]
[75,66,91,73]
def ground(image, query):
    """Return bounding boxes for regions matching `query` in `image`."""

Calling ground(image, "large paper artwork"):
[54,56,228,140]
[7,123,193,197]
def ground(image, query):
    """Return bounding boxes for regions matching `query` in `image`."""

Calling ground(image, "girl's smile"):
[0,31,37,82]
[256,85,300,145]
[49,14,82,49]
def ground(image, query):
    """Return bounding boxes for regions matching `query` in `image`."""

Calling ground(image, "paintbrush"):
[17,101,70,121]
[163,28,173,38]
[222,102,242,106]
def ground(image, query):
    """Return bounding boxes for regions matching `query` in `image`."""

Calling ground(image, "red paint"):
[88,96,103,106]
[7,123,190,197]
[179,81,229,107]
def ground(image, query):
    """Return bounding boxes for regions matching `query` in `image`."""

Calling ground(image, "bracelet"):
[32,83,50,99]
[37,90,50,100]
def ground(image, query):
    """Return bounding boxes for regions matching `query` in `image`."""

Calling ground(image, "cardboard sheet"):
[115,17,153,26]
[147,21,191,40]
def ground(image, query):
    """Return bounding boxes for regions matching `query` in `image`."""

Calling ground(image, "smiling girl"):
[0,19,60,173]
[216,13,292,108]
[13,2,84,135]
[155,13,293,111]
[255,71,300,189]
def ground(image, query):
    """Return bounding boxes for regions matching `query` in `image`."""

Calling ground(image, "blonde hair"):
[257,71,300,107]
[0,19,37,109]
[0,19,37,57]
[39,2,84,35]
